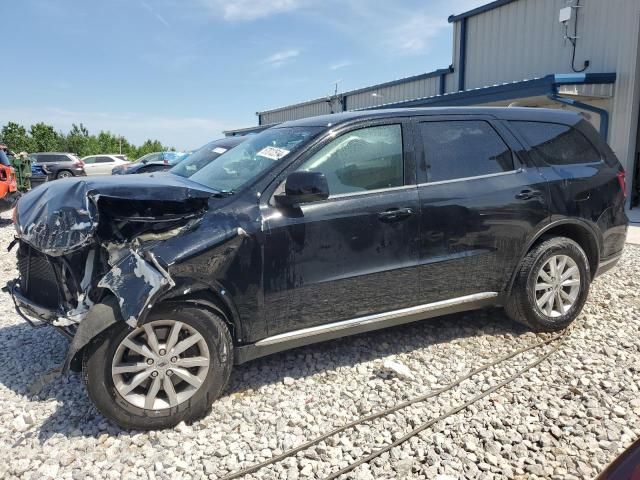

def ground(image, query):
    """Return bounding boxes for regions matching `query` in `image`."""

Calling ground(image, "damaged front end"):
[5,175,215,371]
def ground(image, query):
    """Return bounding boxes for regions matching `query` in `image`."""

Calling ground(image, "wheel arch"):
[506,219,601,296]
[65,283,243,373]
[153,281,243,343]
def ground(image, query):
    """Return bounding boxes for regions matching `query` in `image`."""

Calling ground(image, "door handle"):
[515,189,542,200]
[378,207,414,222]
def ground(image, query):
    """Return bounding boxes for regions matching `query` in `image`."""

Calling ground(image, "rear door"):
[93,156,117,175]
[414,116,549,303]
[82,156,98,175]
[261,119,421,335]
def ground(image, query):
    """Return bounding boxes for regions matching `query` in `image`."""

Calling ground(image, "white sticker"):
[212,147,227,154]
[256,146,290,160]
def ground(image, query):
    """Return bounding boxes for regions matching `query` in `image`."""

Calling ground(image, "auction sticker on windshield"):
[212,147,227,154]
[256,146,290,160]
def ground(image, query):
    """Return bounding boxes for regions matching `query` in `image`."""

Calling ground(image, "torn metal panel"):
[98,249,175,328]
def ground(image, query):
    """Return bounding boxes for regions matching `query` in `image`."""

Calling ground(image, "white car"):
[81,155,129,176]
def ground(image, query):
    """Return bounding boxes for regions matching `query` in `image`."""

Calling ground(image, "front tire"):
[505,236,590,332]
[82,304,233,430]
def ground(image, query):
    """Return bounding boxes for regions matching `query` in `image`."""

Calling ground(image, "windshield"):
[134,152,157,164]
[189,126,324,192]
[171,142,236,178]
[165,152,187,165]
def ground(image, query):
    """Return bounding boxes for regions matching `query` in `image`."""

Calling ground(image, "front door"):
[414,116,549,304]
[262,121,421,336]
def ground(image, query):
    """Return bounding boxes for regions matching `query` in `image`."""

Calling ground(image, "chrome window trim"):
[417,168,523,187]
[255,292,498,347]
[327,184,416,199]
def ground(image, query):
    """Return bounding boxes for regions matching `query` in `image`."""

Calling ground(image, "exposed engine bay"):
[6,175,224,369]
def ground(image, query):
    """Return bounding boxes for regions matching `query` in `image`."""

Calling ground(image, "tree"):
[65,123,91,156]
[30,123,61,152]
[1,121,173,160]
[136,139,166,158]
[0,122,32,152]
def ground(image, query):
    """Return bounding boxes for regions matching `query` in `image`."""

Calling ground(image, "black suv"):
[30,152,86,179]
[6,107,628,429]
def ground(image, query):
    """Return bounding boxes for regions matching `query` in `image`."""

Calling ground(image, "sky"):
[2,0,487,150]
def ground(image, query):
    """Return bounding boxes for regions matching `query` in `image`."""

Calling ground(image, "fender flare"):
[62,295,122,374]
[156,281,244,341]
[505,218,601,295]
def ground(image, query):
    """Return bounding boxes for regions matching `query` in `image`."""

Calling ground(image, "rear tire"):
[56,170,73,179]
[82,304,232,430]
[505,236,590,332]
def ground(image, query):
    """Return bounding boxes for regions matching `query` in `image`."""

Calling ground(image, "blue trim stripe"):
[458,18,467,91]
[554,73,587,83]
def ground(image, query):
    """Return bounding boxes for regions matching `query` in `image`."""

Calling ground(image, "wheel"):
[56,170,73,179]
[82,304,233,430]
[505,236,590,332]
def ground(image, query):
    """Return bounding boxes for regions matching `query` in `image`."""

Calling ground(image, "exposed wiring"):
[565,0,590,73]
[221,329,569,480]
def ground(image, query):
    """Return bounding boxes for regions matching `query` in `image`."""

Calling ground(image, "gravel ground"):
[0,215,639,480]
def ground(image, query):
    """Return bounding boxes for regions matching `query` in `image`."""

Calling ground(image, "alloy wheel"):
[111,320,210,410]
[534,254,581,318]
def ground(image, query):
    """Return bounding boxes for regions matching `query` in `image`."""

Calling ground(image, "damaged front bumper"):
[4,279,67,330]
[6,242,183,373]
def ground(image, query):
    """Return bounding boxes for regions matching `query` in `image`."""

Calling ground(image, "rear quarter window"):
[510,121,602,165]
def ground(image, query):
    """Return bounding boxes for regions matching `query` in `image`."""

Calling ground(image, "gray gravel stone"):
[0,216,638,479]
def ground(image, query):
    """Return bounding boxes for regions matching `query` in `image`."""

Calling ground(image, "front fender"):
[98,249,175,328]
[62,295,121,373]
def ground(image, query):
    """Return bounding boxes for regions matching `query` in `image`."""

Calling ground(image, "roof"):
[354,73,616,110]
[222,123,278,135]
[275,106,584,129]
[448,0,520,23]
[256,68,453,116]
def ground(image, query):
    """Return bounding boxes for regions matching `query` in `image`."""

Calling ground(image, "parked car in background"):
[29,159,48,189]
[30,153,86,179]
[81,154,129,176]
[170,137,246,178]
[0,149,19,212]
[6,107,628,429]
[112,151,186,175]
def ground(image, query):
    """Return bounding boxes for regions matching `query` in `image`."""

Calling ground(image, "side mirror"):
[275,171,329,207]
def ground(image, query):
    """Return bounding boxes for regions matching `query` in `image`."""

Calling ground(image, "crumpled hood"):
[15,174,215,256]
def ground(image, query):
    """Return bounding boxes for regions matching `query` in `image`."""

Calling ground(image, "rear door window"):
[509,121,601,165]
[95,156,114,163]
[419,120,514,182]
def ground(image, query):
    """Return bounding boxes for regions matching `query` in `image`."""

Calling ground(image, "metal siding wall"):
[347,77,440,110]
[462,0,640,185]
[464,0,633,89]
[259,100,333,124]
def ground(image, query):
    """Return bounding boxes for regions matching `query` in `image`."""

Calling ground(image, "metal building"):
[225,0,640,211]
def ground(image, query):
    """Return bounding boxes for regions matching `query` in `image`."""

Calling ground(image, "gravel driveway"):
[0,215,638,480]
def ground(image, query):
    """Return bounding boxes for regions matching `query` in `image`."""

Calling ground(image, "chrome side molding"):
[256,292,499,347]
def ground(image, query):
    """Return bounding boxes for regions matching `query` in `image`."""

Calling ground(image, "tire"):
[56,170,73,179]
[82,304,233,430]
[505,236,590,332]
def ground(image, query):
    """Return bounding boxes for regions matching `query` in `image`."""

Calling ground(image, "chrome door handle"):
[378,207,414,222]
[515,189,542,200]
